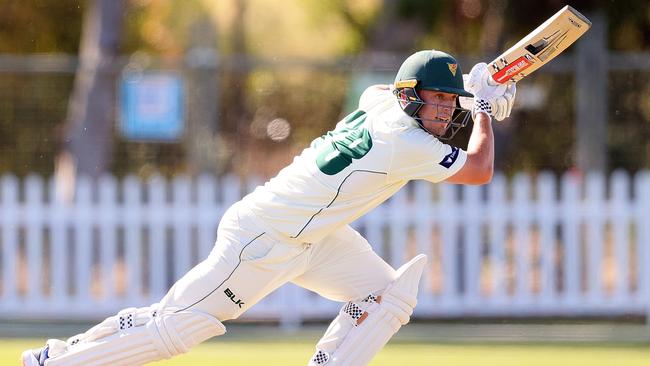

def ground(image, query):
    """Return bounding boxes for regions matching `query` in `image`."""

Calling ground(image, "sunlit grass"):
[5,338,650,366]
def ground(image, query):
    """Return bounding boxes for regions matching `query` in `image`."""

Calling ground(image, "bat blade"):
[489,5,592,84]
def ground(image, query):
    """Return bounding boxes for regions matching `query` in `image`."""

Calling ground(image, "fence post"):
[172,176,192,280]
[462,184,482,308]
[147,174,167,302]
[1,175,19,311]
[610,170,630,305]
[25,175,44,309]
[280,284,302,332]
[487,174,507,305]
[537,171,557,306]
[364,200,385,259]
[197,174,218,265]
[513,173,532,307]
[74,176,93,308]
[123,175,143,306]
[98,175,118,309]
[439,183,459,312]
[636,171,650,324]
[413,181,433,308]
[388,188,408,268]
[560,172,581,308]
[49,176,69,311]
[585,172,605,306]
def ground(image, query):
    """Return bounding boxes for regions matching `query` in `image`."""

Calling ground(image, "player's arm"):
[445,63,516,185]
[444,111,494,185]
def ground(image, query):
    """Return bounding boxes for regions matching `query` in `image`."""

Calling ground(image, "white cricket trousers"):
[159,201,397,321]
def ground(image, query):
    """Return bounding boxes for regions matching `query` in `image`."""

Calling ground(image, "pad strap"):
[308,254,427,366]
[46,305,225,366]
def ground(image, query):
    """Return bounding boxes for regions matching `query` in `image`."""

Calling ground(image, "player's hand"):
[463,63,516,121]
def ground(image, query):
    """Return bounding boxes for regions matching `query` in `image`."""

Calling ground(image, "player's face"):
[417,90,457,136]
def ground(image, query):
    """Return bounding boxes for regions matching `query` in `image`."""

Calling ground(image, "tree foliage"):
[1,0,650,177]
[0,1,85,53]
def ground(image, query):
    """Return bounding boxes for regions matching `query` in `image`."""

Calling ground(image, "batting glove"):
[462,63,516,121]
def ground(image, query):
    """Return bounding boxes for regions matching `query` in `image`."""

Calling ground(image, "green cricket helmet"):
[393,50,472,140]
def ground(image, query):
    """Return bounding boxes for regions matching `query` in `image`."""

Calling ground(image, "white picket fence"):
[1,171,650,326]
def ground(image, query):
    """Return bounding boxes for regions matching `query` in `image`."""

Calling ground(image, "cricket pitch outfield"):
[4,339,650,366]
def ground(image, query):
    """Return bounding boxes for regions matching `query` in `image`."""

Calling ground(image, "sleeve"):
[388,128,467,183]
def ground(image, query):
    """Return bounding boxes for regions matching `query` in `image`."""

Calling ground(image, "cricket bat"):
[488,5,592,84]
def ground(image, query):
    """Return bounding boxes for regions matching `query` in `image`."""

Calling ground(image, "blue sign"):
[120,72,184,141]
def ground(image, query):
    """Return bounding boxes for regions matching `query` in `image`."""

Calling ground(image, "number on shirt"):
[313,110,373,175]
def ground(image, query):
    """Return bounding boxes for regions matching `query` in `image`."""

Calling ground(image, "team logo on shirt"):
[439,146,459,168]
[447,63,458,77]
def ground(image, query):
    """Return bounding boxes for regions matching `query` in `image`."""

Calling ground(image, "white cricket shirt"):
[241,86,467,243]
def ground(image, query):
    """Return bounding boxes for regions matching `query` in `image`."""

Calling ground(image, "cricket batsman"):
[22,50,515,366]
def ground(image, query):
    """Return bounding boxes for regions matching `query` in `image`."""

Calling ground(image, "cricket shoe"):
[21,339,67,366]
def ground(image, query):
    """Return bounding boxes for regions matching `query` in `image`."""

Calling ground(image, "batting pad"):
[45,305,226,366]
[308,254,427,366]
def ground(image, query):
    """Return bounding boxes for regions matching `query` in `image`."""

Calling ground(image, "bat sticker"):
[492,56,534,83]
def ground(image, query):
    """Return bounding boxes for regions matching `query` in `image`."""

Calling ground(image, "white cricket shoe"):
[21,339,67,366]
[21,346,48,366]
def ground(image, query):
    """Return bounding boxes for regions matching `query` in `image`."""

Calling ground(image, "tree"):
[56,0,125,200]
[0,1,83,54]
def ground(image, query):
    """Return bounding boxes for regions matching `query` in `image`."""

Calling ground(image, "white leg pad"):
[45,305,226,366]
[308,254,427,366]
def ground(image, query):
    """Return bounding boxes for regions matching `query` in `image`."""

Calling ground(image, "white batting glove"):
[462,63,516,121]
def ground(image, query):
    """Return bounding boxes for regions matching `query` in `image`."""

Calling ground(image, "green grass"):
[5,339,650,366]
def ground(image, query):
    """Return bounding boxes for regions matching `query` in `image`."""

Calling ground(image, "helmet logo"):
[447,63,458,76]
